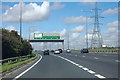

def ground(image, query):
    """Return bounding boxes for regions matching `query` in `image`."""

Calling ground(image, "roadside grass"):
[0,54,37,72]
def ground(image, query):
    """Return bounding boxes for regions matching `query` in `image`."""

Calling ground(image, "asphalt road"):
[5,52,119,79]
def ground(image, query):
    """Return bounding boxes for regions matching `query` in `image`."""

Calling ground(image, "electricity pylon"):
[91,2,104,48]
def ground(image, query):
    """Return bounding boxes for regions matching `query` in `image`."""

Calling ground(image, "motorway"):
[4,52,119,79]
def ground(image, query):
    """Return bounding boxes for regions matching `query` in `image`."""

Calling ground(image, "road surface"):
[4,52,119,79]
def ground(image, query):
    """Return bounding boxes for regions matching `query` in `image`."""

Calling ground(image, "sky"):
[1,1,119,50]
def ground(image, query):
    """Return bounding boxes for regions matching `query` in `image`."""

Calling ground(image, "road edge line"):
[13,54,42,80]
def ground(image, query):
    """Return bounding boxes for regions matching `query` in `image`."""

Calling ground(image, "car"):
[58,49,62,53]
[43,50,49,55]
[54,50,60,54]
[81,48,89,53]
[66,49,71,53]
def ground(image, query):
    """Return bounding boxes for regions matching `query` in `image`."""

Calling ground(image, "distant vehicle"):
[58,49,62,53]
[66,49,71,53]
[54,50,60,54]
[43,50,49,55]
[81,48,89,53]
[51,50,54,52]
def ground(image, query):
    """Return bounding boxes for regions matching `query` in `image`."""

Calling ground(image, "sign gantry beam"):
[29,39,64,42]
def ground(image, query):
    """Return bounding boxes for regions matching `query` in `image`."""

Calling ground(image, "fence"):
[0,54,35,64]
[89,49,120,53]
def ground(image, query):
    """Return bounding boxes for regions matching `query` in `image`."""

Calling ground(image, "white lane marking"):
[87,70,96,74]
[82,67,89,71]
[104,55,107,56]
[13,55,42,80]
[75,55,77,57]
[115,60,120,62]
[82,56,86,57]
[95,74,106,78]
[78,65,83,68]
[52,54,106,79]
[94,57,99,60]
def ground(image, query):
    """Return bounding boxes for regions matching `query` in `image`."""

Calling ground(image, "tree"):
[2,29,33,59]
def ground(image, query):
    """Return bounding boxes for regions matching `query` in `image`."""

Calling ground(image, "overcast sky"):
[1,1,119,50]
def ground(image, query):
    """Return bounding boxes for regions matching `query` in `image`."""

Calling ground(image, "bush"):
[2,29,33,59]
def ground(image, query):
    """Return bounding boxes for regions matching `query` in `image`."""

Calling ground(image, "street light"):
[20,1,22,42]
[80,10,92,49]
[68,31,69,49]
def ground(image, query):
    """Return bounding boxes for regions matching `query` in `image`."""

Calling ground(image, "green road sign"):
[34,33,60,39]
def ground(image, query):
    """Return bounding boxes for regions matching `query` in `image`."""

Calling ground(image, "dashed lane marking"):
[75,55,77,56]
[95,74,106,78]
[115,60,120,62]
[82,56,86,58]
[52,54,106,79]
[94,57,99,60]
[104,55,107,56]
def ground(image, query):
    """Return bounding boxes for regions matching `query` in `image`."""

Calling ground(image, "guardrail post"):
[16,59,17,62]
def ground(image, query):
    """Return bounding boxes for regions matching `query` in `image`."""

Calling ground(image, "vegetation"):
[88,47,119,50]
[0,54,37,72]
[2,29,33,59]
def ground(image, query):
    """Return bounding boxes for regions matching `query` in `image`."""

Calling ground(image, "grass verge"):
[0,54,37,73]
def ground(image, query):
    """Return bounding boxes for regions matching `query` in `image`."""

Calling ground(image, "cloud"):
[64,16,93,24]
[2,1,50,23]
[71,33,80,39]
[101,8,118,15]
[106,21,118,27]
[5,26,20,35]
[82,0,96,6]
[51,2,65,10]
[29,26,41,32]
[85,33,93,40]
[71,25,84,32]
[102,27,118,47]
[5,26,17,31]
[30,31,40,39]
[83,0,96,2]
[60,28,67,37]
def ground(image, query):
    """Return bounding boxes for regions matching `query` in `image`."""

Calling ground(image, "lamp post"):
[68,31,69,49]
[20,1,22,42]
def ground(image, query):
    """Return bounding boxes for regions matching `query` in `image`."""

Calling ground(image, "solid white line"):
[52,54,106,79]
[13,55,42,80]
